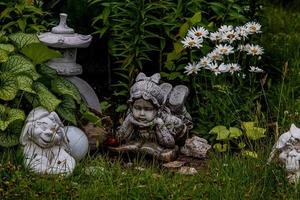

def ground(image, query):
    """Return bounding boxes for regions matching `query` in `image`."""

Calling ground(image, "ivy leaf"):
[0,104,25,131]
[0,44,15,53]
[0,73,18,101]
[229,127,242,139]
[56,97,77,125]
[21,43,62,64]
[8,32,39,49]
[115,104,127,113]
[209,125,230,140]
[1,55,39,80]
[213,143,228,152]
[33,82,61,112]
[51,77,81,103]
[16,76,35,94]
[0,49,8,63]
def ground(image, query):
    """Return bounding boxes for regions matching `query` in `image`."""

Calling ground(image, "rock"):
[178,166,198,175]
[180,136,211,158]
[163,161,186,169]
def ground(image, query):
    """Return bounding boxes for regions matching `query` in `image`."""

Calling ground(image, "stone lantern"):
[38,13,101,112]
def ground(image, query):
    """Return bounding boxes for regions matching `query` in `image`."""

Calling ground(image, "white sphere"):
[65,126,89,161]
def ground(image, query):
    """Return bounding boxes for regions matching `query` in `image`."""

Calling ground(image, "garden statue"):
[20,107,89,175]
[110,72,193,162]
[268,124,300,184]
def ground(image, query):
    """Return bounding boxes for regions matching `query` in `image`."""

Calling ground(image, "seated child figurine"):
[111,73,192,162]
[20,107,76,175]
[268,124,300,184]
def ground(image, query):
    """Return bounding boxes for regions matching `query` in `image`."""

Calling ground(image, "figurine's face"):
[31,114,63,148]
[132,98,157,123]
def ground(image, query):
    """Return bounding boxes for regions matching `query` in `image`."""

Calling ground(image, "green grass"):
[1,146,300,200]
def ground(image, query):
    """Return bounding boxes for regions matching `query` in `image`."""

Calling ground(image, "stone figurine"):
[20,107,88,175]
[110,73,193,162]
[268,124,300,183]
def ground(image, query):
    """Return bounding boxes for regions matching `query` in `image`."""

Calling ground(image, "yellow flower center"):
[188,41,196,46]
[195,32,203,37]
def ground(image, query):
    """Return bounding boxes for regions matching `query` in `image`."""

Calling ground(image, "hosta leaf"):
[21,43,61,64]
[229,127,242,139]
[8,32,39,49]
[16,76,35,93]
[24,93,39,107]
[82,110,101,126]
[56,97,77,125]
[0,43,15,53]
[51,77,81,103]
[1,55,39,80]
[0,49,8,63]
[34,82,61,112]
[0,104,25,131]
[0,73,18,101]
[213,143,228,152]
[209,125,230,140]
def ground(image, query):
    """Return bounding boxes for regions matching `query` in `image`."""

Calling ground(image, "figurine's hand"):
[154,118,164,127]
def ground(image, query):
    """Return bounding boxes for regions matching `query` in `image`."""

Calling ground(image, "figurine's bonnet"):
[128,73,165,108]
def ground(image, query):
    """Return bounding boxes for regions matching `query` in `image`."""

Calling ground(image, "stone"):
[178,166,198,175]
[111,72,193,162]
[162,161,186,169]
[20,107,76,175]
[65,126,89,161]
[180,136,211,158]
[268,123,300,184]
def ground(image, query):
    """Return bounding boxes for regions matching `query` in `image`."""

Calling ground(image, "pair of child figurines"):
[111,73,192,162]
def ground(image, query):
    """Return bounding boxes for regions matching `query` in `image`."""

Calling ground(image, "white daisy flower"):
[207,50,223,61]
[249,66,264,73]
[245,22,262,34]
[218,63,230,73]
[221,30,241,43]
[181,36,203,49]
[187,26,209,38]
[235,26,249,39]
[218,25,233,33]
[209,31,222,42]
[184,62,201,75]
[246,44,264,56]
[199,56,212,67]
[207,62,221,75]
[215,44,234,55]
[228,63,241,74]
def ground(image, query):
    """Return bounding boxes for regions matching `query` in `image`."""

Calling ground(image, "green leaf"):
[81,109,101,126]
[174,42,184,54]
[34,82,61,112]
[0,73,18,101]
[51,77,81,103]
[190,12,202,24]
[8,32,39,49]
[213,143,228,152]
[179,22,190,38]
[238,142,246,149]
[229,127,242,138]
[56,97,77,125]
[0,44,15,53]
[21,43,61,64]
[0,133,19,147]
[115,104,127,113]
[242,150,258,159]
[38,64,58,79]
[0,104,25,131]
[16,76,35,94]
[241,122,266,140]
[209,125,230,140]
[1,55,39,80]
[0,49,8,63]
